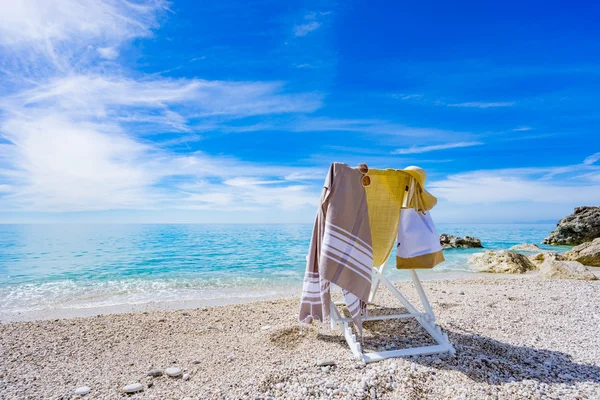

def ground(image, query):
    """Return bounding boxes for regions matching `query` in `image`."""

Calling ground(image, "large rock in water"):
[543,206,600,245]
[439,234,483,249]
[539,259,597,280]
[468,250,536,273]
[564,238,600,267]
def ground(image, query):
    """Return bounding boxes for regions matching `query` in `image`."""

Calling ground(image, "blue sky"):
[0,0,599,223]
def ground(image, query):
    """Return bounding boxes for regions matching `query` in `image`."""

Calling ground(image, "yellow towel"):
[364,169,411,267]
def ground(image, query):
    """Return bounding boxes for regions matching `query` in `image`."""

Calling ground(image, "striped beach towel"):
[299,163,373,334]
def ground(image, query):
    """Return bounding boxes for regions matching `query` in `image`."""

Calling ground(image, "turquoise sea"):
[0,223,569,320]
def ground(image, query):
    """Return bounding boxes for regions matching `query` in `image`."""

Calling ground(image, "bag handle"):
[406,176,425,213]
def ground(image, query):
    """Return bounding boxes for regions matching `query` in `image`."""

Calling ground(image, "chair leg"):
[410,269,435,321]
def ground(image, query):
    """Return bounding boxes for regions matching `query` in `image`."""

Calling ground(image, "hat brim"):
[403,170,425,187]
[420,188,438,210]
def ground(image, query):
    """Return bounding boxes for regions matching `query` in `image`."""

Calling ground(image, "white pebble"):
[147,368,163,377]
[261,325,272,331]
[74,386,91,396]
[165,367,183,377]
[122,383,144,393]
[183,373,190,381]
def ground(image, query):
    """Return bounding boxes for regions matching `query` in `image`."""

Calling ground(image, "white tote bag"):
[396,181,444,269]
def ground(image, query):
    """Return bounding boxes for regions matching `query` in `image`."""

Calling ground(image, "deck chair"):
[329,263,455,363]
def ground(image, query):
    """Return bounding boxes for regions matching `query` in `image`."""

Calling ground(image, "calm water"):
[0,223,567,318]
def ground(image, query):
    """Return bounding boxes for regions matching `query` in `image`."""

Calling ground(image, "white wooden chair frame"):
[329,263,455,363]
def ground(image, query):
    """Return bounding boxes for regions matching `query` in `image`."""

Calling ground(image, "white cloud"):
[284,171,320,181]
[426,161,600,222]
[223,178,281,187]
[0,0,326,214]
[573,172,600,182]
[0,0,165,45]
[97,47,119,60]
[0,75,326,212]
[0,114,158,211]
[447,101,514,108]
[393,95,514,110]
[285,117,466,137]
[583,152,600,165]
[191,116,462,137]
[430,166,600,206]
[0,0,167,74]
[0,80,324,211]
[394,94,424,100]
[512,126,532,131]
[6,75,321,122]
[0,110,324,211]
[294,21,321,37]
[206,117,409,135]
[392,141,482,154]
[179,180,318,211]
[294,11,328,37]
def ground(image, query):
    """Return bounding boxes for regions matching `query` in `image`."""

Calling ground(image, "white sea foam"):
[0,277,299,314]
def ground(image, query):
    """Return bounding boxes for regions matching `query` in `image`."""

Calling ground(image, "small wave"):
[0,277,300,313]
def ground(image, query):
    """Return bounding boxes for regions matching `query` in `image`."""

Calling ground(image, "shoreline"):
[0,270,481,323]
[1,275,598,399]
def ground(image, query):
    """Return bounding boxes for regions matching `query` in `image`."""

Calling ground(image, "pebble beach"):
[1,0,598,398]
[1,275,599,399]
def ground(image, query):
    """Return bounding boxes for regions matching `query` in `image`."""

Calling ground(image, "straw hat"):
[403,166,438,210]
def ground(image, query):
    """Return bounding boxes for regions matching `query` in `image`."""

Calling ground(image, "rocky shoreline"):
[543,206,600,245]
[453,206,600,280]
